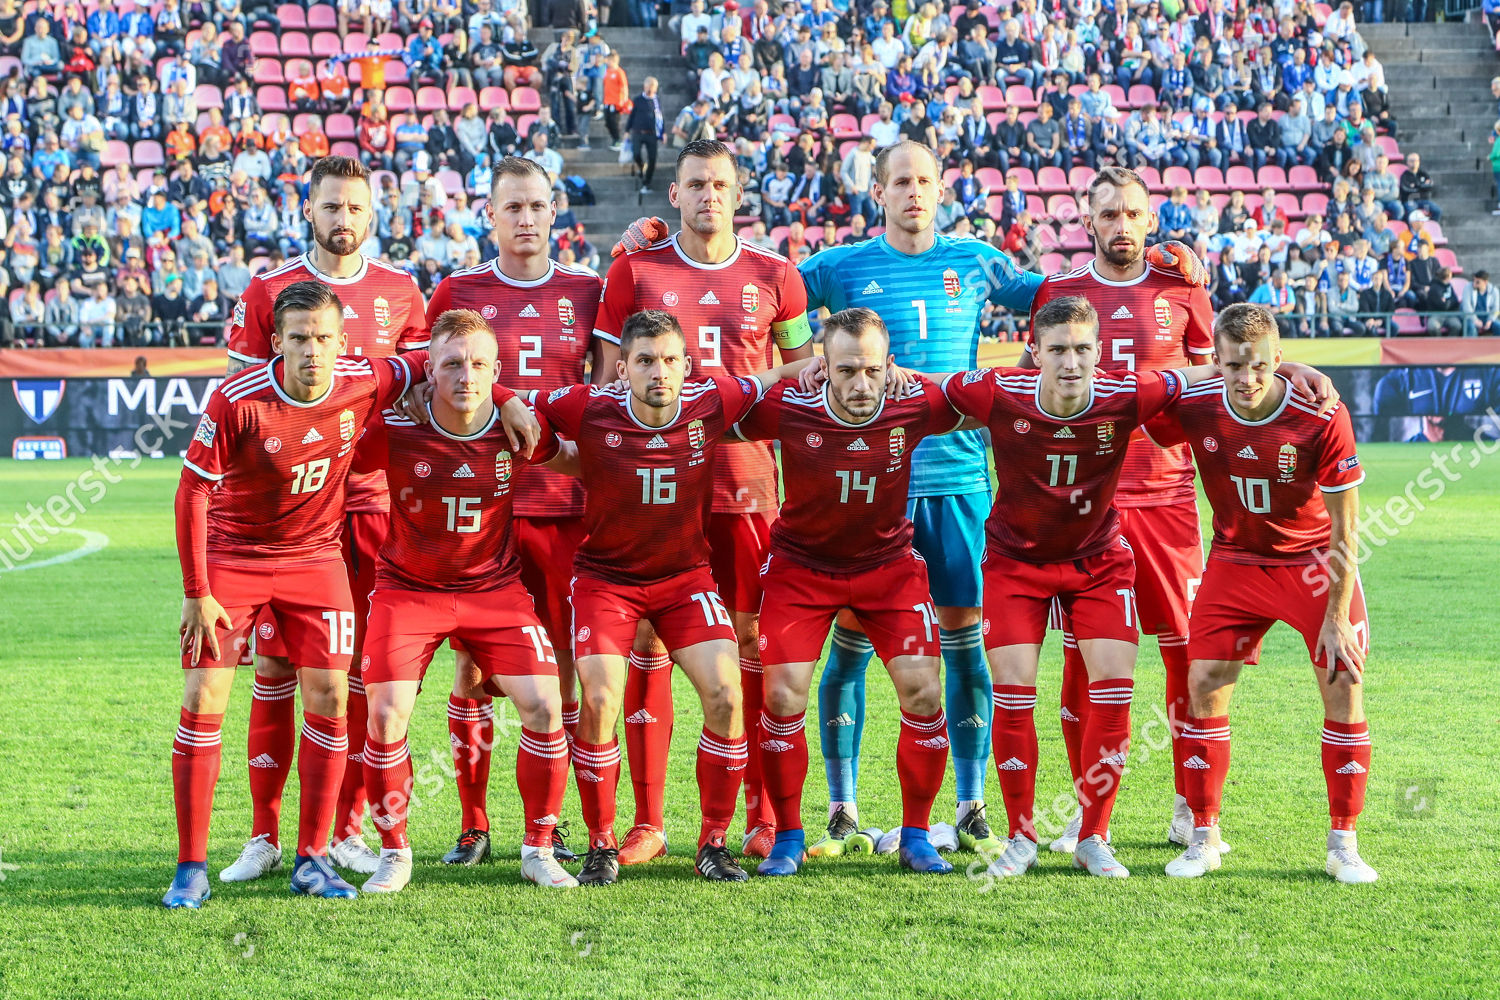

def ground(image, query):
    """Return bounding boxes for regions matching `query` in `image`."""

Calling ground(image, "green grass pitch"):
[0,443,1495,999]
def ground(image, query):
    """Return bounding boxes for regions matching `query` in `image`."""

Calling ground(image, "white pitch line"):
[0,529,110,573]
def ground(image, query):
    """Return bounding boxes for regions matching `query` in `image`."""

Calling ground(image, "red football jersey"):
[533,375,763,585]
[357,404,560,592]
[1146,376,1363,565]
[595,235,813,516]
[734,376,961,574]
[226,253,431,514]
[1029,261,1213,508]
[177,353,429,596]
[944,366,1186,564]
[426,257,601,518]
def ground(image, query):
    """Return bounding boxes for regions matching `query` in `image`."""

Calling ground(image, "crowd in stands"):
[0,0,1491,347]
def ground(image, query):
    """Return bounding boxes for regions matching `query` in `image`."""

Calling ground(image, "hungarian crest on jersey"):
[943,268,961,298]
[373,295,392,328]
[1153,296,1173,329]
[1096,421,1115,443]
[339,408,357,442]
[741,283,760,314]
[1278,442,1297,480]
[495,450,512,482]
[688,418,706,449]
[558,296,576,327]
[888,425,906,457]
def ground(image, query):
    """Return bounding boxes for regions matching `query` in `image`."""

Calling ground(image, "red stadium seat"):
[1149,193,1169,213]
[102,139,130,167]
[1040,252,1068,273]
[1288,165,1320,191]
[1067,165,1096,191]
[1301,192,1329,218]
[415,86,447,112]
[132,140,165,167]
[1195,166,1226,192]
[307,4,337,29]
[1376,135,1401,161]
[1391,308,1424,335]
[252,57,284,84]
[437,169,464,196]
[978,85,1004,111]
[292,112,322,134]
[1243,194,1263,215]
[1276,193,1302,219]
[1435,248,1461,274]
[1035,166,1068,193]
[278,3,307,27]
[311,31,342,57]
[256,85,289,111]
[261,113,292,135]
[326,112,356,140]
[942,167,960,189]
[281,33,312,58]
[376,31,405,50]
[511,87,541,112]
[1425,221,1446,245]
[515,113,537,136]
[1135,165,1161,191]
[343,31,370,53]
[985,194,1006,219]
[383,59,409,84]
[1070,250,1094,269]
[447,85,478,111]
[330,141,359,158]
[1044,193,1077,219]
[479,86,509,111]
[1256,165,1287,189]
[1127,84,1156,108]
[1225,165,1255,190]
[1005,85,1036,109]
[194,84,223,110]
[250,30,279,57]
[831,113,860,138]
[384,86,415,112]
[1162,166,1192,190]
[1103,84,1127,109]
[976,167,1004,190]
[0,56,17,77]
[1005,166,1035,189]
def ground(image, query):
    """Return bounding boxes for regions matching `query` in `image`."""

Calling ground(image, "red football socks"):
[518,728,570,848]
[623,650,673,830]
[757,710,808,834]
[296,712,347,857]
[896,710,948,829]
[1059,639,1088,794]
[696,728,747,848]
[1159,636,1191,797]
[247,673,296,846]
[1322,719,1371,830]
[740,656,774,831]
[1078,680,1132,841]
[572,737,622,849]
[1178,713,1231,828]
[334,674,369,842]
[173,708,223,864]
[448,695,494,832]
[991,684,1039,841]
[363,735,413,850]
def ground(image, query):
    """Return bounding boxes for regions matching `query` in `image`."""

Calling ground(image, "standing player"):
[735,308,965,877]
[421,156,605,866]
[1026,166,1219,855]
[532,310,815,885]
[594,140,815,864]
[220,155,429,883]
[356,310,576,893]
[1146,305,1376,884]
[165,281,534,908]
[797,142,1208,857]
[939,296,1333,879]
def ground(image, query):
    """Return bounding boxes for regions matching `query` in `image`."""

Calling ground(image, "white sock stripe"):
[697,734,749,759]
[364,744,411,766]
[758,713,806,735]
[561,706,580,719]
[520,734,572,759]
[1182,727,1231,741]
[831,630,874,652]
[629,652,673,670]
[300,725,349,753]
[446,705,494,721]
[900,712,947,732]
[939,637,984,649]
[251,683,298,700]
[570,744,621,765]
[175,727,222,746]
[992,695,1037,708]
[1321,731,1372,745]
[1089,687,1135,705]
[347,676,366,695]
[1157,636,1189,647]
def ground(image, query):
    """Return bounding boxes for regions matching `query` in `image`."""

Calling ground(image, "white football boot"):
[330,833,381,875]
[1169,795,1231,853]
[1326,831,1379,884]
[1165,826,1224,878]
[521,848,580,889]
[1072,834,1130,878]
[986,835,1039,878]
[219,833,282,882]
[362,847,413,894]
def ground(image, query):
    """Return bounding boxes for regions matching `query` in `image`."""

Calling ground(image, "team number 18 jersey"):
[800,233,1044,498]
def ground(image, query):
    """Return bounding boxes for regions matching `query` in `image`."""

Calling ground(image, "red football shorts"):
[706,511,774,614]
[1188,556,1370,671]
[184,558,354,671]
[515,515,587,650]
[570,567,737,659]
[758,550,940,665]
[982,536,1140,648]
[362,582,558,685]
[1116,501,1203,637]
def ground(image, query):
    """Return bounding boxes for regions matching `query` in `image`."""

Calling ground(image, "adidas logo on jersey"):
[1183,755,1211,770]
[862,280,883,295]
[1111,305,1133,319]
[1054,426,1075,439]
[249,753,278,769]
[301,427,323,445]
[452,463,475,478]
[1336,760,1368,775]
[828,712,855,727]
[342,305,359,319]
[955,714,987,729]
[916,736,950,749]
[759,739,794,753]
[699,290,720,305]
[1060,707,1079,723]
[575,768,603,782]
[626,709,657,724]
[847,437,869,451]
[646,434,668,449]
[1098,751,1128,766]
[1238,445,1259,460]
[520,304,540,318]
[998,756,1028,771]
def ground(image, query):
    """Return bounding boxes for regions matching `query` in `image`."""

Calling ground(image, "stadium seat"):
[312,31,342,57]
[1162,166,1192,189]
[1243,194,1263,215]
[1196,166,1226,192]
[383,59,410,85]
[1135,165,1161,191]
[132,140,165,167]
[1040,252,1068,273]
[343,32,370,53]
[331,141,360,158]
[1036,166,1069,193]
[1435,248,1461,274]
[1301,192,1329,217]
[1376,135,1401,160]
[1005,85,1036,109]
[1276,193,1302,219]
[831,113,860,138]
[194,84,223,110]
[101,140,130,167]
[1391,308,1424,335]
[416,86,447,112]
[978,85,1004,111]
[1426,221,1446,245]
[942,167,960,189]
[515,113,537,135]
[1103,84,1127,109]
[282,33,312,58]
[278,3,307,28]
[374,31,404,50]
[437,169,464,196]
[1070,250,1094,269]
[479,86,509,111]
[976,167,1004,190]
[1004,166,1035,189]
[307,3,337,28]
[250,30,280,57]
[511,87,541,112]
[1067,165,1096,191]
[1127,84,1156,108]
[1225,165,1255,190]
[292,113,322,134]
[1257,165,1287,189]
[443,85,476,112]
[326,112,356,140]
[384,86,415,112]
[1288,165,1320,191]
[1044,193,1078,219]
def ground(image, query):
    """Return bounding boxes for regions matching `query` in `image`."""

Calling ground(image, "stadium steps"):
[537,26,694,245]
[1362,19,1500,278]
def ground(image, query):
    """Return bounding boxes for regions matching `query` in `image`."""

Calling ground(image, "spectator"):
[624,75,663,193]
[21,17,62,76]
[151,273,189,344]
[44,278,81,345]
[1023,100,1062,170]
[1464,270,1498,336]
[78,279,118,347]
[1400,152,1441,221]
[1423,267,1461,336]
[1359,267,1397,336]
[1249,268,1296,336]
[13,280,45,344]
[1325,270,1363,337]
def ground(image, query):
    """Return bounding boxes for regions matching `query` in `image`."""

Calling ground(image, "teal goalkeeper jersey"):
[799,233,1044,497]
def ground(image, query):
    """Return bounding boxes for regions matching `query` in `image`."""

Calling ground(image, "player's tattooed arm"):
[544,439,581,478]
[1315,485,1366,683]
[225,356,255,376]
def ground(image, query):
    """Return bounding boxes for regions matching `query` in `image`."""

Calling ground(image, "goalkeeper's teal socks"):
[818,624,873,803]
[941,624,991,802]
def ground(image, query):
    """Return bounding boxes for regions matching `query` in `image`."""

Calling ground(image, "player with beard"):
[220,156,429,885]
[418,156,605,866]
[1026,166,1220,855]
[594,140,814,865]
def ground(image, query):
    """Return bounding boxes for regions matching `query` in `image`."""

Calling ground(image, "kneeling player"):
[940,296,1335,880]
[1146,304,1377,883]
[735,308,967,876]
[532,310,814,884]
[356,310,577,893]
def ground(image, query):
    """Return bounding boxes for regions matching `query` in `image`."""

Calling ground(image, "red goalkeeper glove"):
[1145,240,1209,287]
[611,216,670,257]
